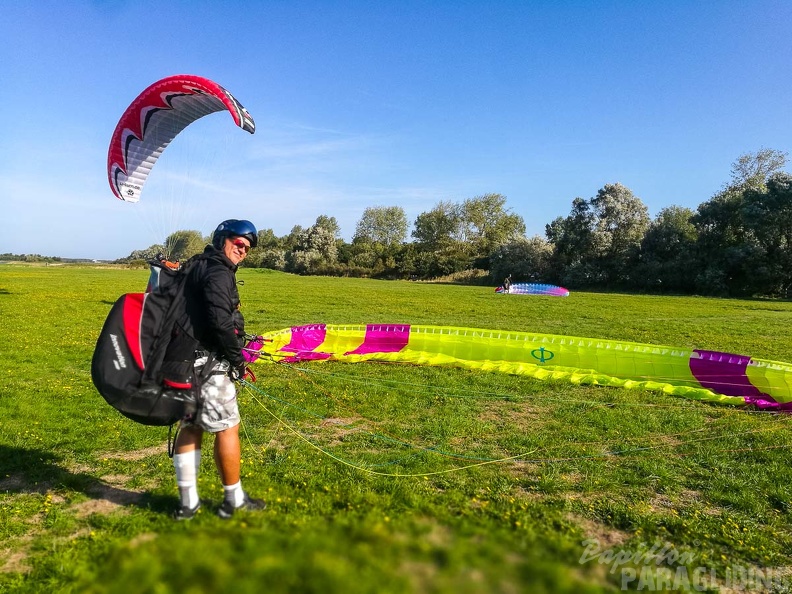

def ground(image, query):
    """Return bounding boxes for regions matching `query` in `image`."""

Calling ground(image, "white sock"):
[174,450,201,509]
[223,481,245,507]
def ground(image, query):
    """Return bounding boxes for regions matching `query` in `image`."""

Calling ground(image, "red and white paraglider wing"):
[107,74,255,202]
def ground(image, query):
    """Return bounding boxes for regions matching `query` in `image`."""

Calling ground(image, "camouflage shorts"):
[181,357,240,433]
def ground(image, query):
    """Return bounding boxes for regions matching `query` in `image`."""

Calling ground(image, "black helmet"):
[212,219,258,249]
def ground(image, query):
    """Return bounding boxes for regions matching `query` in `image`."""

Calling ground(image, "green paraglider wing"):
[251,324,792,410]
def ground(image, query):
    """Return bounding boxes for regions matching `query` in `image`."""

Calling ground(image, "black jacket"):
[184,245,245,367]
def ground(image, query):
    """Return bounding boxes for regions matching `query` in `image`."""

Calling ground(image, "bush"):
[425,268,491,285]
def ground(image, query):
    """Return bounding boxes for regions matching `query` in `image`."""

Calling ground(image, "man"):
[172,219,266,520]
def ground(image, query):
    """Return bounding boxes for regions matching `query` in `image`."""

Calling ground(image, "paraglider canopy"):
[107,74,255,203]
[252,323,792,410]
[495,283,570,297]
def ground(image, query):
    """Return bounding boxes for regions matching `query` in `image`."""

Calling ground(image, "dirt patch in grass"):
[71,498,127,518]
[680,488,701,501]
[320,417,365,434]
[255,433,292,453]
[477,402,545,432]
[649,489,702,514]
[128,532,158,548]
[67,474,147,518]
[511,485,545,502]
[571,513,630,548]
[409,516,455,547]
[400,559,438,592]
[648,493,674,513]
[312,417,368,446]
[0,472,152,575]
[67,462,95,474]
[101,444,167,461]
[561,471,586,488]
[0,536,33,574]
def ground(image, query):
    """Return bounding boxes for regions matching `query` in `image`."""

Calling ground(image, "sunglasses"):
[231,239,250,253]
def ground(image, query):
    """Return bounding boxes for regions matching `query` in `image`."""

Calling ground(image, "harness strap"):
[167,423,180,458]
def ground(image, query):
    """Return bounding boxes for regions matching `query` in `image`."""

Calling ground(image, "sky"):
[2,1,791,260]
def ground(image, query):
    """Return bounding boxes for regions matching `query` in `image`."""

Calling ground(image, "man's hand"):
[229,362,255,382]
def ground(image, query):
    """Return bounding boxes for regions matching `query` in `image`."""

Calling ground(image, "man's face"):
[223,236,250,265]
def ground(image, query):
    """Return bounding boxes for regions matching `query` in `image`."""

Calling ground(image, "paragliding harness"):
[91,255,217,436]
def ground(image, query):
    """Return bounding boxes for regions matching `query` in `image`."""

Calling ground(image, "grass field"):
[2,264,792,593]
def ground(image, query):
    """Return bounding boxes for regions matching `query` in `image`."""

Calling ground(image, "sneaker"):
[217,494,267,519]
[174,501,201,521]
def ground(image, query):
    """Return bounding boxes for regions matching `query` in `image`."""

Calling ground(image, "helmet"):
[212,219,258,249]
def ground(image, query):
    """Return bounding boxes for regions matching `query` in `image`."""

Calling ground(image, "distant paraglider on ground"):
[495,283,570,297]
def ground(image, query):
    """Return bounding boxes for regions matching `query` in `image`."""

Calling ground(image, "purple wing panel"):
[690,350,766,398]
[279,324,332,362]
[344,324,411,355]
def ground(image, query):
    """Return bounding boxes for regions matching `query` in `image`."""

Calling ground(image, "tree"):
[409,201,468,278]
[353,206,408,247]
[347,206,409,277]
[545,184,649,287]
[545,197,596,284]
[741,172,792,295]
[459,194,526,258]
[412,201,462,250]
[314,215,341,239]
[634,206,698,292]
[693,184,756,296]
[285,223,338,274]
[589,183,650,283]
[690,149,790,295]
[255,228,281,250]
[346,239,380,270]
[489,236,552,284]
[126,244,166,262]
[282,225,305,252]
[729,148,788,191]
[258,249,286,271]
[165,230,205,261]
[286,249,324,274]
[303,226,338,263]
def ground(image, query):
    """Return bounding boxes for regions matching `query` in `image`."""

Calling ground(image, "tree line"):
[123,149,791,298]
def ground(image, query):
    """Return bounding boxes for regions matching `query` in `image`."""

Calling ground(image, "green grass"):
[2,264,792,593]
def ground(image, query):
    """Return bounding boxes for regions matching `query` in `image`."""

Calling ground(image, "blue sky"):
[2,1,791,260]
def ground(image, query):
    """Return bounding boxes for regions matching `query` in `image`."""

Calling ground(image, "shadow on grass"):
[0,444,175,515]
